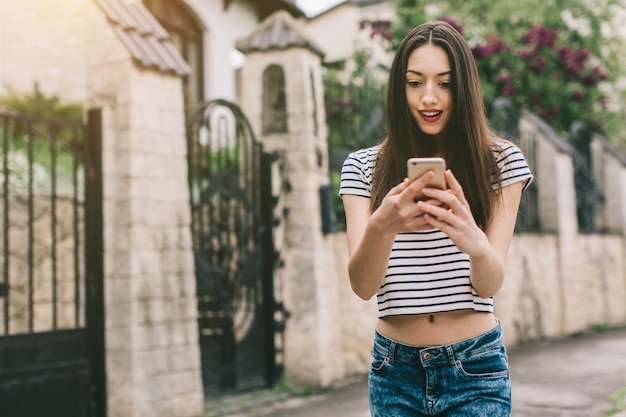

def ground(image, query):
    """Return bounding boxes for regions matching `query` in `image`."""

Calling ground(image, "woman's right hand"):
[371,170,445,234]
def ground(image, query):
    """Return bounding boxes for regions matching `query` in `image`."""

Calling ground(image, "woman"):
[340,21,533,416]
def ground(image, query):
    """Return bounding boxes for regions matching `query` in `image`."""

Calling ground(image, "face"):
[405,44,452,138]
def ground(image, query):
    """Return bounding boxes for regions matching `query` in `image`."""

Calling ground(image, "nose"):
[421,82,437,104]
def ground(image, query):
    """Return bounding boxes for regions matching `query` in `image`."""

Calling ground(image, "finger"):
[418,200,453,222]
[405,170,436,202]
[422,197,445,207]
[387,178,410,196]
[421,188,470,224]
[423,212,446,227]
[444,170,467,202]
[407,170,436,192]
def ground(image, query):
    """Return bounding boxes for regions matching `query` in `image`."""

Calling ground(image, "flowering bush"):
[359,18,394,42]
[365,0,626,147]
[367,15,612,135]
[468,22,610,133]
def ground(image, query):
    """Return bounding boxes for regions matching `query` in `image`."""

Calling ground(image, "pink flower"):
[530,57,546,73]
[497,73,513,84]
[440,17,464,34]
[472,45,490,59]
[502,84,518,96]
[581,75,596,86]
[522,25,557,49]
[571,91,586,102]
[516,49,534,59]
[593,66,608,81]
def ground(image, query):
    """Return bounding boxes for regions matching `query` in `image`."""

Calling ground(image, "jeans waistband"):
[373,319,503,367]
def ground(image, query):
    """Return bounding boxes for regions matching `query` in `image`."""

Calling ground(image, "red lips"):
[419,110,443,123]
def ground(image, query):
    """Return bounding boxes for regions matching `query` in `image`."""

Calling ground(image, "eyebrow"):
[406,69,452,76]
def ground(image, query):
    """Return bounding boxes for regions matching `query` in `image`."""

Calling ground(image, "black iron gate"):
[0,109,106,417]
[187,99,281,396]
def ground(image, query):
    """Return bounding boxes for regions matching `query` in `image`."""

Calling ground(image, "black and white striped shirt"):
[339,141,534,317]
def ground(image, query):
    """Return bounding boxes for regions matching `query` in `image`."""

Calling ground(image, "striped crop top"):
[339,141,534,317]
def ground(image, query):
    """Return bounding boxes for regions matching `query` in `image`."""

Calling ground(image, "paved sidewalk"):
[209,326,626,417]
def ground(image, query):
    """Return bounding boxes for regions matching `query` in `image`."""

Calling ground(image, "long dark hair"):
[370,21,501,229]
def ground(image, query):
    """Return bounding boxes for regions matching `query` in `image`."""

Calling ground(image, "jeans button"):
[423,352,431,359]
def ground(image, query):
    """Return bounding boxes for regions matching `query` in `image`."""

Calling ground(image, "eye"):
[440,80,452,88]
[406,80,421,87]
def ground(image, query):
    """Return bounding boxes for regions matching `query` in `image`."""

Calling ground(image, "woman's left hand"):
[417,170,490,257]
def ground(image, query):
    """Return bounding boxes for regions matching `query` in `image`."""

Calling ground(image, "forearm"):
[468,241,505,298]
[348,221,396,300]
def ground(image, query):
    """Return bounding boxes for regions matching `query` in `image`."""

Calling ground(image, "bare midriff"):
[377,310,496,346]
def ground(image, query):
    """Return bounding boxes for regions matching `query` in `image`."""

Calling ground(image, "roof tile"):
[236,10,324,57]
[94,0,191,76]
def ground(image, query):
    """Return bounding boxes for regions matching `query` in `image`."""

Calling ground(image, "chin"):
[420,127,444,137]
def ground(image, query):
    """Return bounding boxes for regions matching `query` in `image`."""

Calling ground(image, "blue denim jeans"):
[369,321,511,416]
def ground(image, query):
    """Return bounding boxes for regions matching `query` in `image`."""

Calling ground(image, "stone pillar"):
[87,13,203,417]
[238,11,344,387]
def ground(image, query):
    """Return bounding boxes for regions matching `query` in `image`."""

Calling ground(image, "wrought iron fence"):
[0,109,106,417]
[569,121,607,233]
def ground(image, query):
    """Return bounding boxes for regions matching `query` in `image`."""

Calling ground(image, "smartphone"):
[407,157,446,201]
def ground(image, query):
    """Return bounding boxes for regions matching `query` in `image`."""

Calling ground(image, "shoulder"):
[340,145,380,197]
[346,145,380,166]
[491,139,534,190]
[341,145,380,174]
[492,139,523,159]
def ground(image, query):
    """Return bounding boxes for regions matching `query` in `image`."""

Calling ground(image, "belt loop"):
[387,340,397,364]
[445,345,456,366]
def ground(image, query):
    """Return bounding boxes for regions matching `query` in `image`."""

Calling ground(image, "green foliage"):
[0,82,84,148]
[367,0,626,149]
[0,84,84,191]
[0,130,81,192]
[323,45,388,231]
[605,387,626,416]
[1,82,83,122]
[592,322,611,333]
[323,46,388,152]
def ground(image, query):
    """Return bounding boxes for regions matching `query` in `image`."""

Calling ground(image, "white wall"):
[301,0,397,71]
[183,0,258,100]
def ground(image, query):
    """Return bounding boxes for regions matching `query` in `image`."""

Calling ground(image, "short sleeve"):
[339,146,379,198]
[493,141,534,191]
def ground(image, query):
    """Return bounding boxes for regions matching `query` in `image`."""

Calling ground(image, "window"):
[262,65,287,134]
[142,0,204,111]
